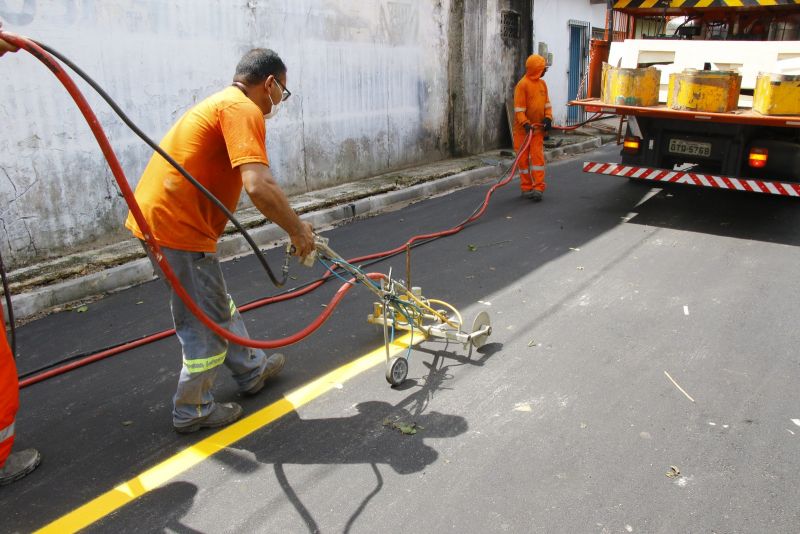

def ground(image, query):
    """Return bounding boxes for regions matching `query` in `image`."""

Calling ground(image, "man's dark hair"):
[234,49,286,85]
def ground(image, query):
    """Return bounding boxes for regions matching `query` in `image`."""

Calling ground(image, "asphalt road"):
[3,145,799,533]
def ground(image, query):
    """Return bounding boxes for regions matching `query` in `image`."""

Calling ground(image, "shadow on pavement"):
[10,146,796,530]
[87,481,202,534]
[623,183,800,247]
[78,338,484,534]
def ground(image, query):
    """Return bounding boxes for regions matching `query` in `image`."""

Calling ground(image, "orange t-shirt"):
[125,86,269,252]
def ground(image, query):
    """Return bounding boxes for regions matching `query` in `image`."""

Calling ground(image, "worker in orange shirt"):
[513,54,553,202]
[0,27,42,487]
[126,49,315,433]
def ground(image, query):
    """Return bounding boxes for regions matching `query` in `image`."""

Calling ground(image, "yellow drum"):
[601,64,660,107]
[753,73,800,116]
[667,70,741,113]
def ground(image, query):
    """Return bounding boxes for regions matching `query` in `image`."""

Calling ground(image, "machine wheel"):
[470,311,492,348]
[385,357,409,386]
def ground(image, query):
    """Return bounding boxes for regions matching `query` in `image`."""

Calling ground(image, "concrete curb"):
[9,165,504,320]
[547,136,602,159]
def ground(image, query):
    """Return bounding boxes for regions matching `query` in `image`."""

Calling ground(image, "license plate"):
[669,139,711,158]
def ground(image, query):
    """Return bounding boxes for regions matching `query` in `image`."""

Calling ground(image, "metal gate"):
[567,20,591,125]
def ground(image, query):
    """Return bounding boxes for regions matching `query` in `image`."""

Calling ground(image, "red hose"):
[2,30,532,386]
[552,113,603,131]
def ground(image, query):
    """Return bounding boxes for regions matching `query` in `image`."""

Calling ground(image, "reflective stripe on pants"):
[0,421,14,443]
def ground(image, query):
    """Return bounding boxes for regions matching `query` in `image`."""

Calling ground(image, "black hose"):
[32,39,289,288]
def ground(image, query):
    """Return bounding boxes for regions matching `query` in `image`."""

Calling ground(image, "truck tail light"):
[623,137,641,154]
[748,148,768,168]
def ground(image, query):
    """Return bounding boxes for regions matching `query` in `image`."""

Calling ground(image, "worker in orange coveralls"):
[513,54,553,202]
[0,28,42,487]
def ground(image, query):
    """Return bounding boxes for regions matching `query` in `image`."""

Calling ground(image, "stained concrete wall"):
[449,0,532,156]
[0,0,540,270]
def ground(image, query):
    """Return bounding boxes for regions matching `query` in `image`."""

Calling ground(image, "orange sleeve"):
[219,103,270,168]
[513,82,529,127]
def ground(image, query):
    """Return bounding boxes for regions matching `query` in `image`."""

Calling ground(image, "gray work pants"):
[144,244,268,425]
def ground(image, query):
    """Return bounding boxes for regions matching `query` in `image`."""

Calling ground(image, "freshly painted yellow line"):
[35,333,420,534]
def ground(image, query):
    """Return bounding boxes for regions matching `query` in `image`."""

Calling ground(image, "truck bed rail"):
[571,98,800,128]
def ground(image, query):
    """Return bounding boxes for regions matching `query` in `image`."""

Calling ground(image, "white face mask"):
[264,87,281,120]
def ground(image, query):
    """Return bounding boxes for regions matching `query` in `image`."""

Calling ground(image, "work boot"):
[529,190,543,202]
[521,190,536,199]
[241,353,286,397]
[174,402,243,434]
[0,448,41,486]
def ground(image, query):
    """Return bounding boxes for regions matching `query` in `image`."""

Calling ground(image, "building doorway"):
[567,20,590,125]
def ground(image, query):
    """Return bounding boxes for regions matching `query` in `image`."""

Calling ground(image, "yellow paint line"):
[35,333,421,534]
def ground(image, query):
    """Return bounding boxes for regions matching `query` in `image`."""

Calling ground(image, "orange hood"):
[525,55,546,80]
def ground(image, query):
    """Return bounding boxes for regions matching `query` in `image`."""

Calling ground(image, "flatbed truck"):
[573,0,800,197]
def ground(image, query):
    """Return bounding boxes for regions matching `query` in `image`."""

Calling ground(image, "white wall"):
[0,0,454,268]
[532,0,607,125]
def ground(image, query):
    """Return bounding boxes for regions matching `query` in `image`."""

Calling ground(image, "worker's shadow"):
[214,351,474,533]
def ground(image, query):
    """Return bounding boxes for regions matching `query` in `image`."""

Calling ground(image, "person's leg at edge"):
[0,337,19,472]
[0,323,41,485]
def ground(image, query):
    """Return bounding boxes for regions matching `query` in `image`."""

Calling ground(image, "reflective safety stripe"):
[0,421,15,443]
[531,165,546,171]
[514,107,526,112]
[544,103,552,109]
[183,351,227,374]
[519,169,530,174]
[614,0,797,9]
[228,296,236,317]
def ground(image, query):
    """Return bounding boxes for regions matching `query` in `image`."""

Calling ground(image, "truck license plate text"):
[669,139,711,158]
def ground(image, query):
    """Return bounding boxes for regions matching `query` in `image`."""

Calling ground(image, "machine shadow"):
[218,351,470,533]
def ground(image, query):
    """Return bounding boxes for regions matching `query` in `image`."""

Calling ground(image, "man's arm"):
[239,162,315,257]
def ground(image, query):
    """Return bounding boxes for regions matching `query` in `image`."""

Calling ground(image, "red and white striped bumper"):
[583,162,800,197]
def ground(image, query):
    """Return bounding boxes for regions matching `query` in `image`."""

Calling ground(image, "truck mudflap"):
[583,161,800,197]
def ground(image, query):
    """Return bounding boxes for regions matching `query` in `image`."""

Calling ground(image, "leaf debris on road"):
[665,465,681,478]
[383,417,422,435]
